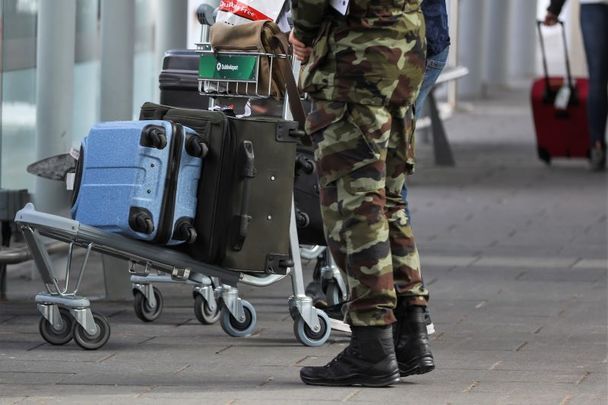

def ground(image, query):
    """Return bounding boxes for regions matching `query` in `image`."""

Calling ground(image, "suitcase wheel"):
[185,135,209,158]
[296,209,310,228]
[141,125,168,150]
[129,208,155,234]
[173,219,198,244]
[295,154,315,175]
[537,147,551,165]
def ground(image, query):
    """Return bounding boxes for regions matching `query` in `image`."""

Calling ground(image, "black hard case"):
[294,146,326,246]
[140,102,299,274]
[159,50,210,109]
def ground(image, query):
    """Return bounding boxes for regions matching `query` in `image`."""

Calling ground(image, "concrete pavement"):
[0,86,606,404]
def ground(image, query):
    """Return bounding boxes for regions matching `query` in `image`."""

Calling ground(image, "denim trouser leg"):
[414,47,450,120]
[580,4,608,146]
[402,47,450,219]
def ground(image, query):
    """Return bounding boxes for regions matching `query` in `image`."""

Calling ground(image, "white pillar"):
[155,0,189,100]
[34,0,76,214]
[99,0,136,300]
[508,0,538,81]
[100,0,135,121]
[567,0,587,76]
[483,0,510,87]
[457,0,485,98]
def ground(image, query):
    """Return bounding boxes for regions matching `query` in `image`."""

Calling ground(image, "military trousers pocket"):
[306,101,386,187]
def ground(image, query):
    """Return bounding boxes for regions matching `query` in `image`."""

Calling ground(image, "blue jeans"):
[402,46,450,220]
[580,4,608,146]
[414,47,450,120]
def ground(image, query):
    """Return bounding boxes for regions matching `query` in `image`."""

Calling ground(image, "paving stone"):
[0,86,606,402]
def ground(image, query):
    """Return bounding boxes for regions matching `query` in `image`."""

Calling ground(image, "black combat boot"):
[393,303,435,377]
[300,325,400,387]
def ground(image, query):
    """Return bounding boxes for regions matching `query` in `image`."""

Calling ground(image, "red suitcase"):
[531,21,590,164]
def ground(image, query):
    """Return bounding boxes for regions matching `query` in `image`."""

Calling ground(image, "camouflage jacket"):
[292,0,426,107]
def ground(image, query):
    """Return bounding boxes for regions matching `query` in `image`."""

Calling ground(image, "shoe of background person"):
[305,279,328,308]
[393,303,435,377]
[300,325,400,387]
[590,143,606,171]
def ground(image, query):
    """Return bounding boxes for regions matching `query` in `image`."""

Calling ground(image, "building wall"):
[0,0,158,192]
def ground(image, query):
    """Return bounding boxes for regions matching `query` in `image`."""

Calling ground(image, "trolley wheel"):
[293,309,331,347]
[193,294,221,325]
[324,281,344,307]
[133,286,163,322]
[220,299,256,337]
[38,307,75,346]
[537,147,551,165]
[73,312,111,350]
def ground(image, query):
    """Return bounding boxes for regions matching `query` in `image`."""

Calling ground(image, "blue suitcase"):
[71,120,207,245]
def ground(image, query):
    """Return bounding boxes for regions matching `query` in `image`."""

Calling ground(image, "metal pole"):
[508,0,538,81]
[34,0,76,214]
[99,0,136,300]
[457,0,485,99]
[155,0,189,101]
[100,0,135,121]
[483,0,510,88]
[447,0,460,107]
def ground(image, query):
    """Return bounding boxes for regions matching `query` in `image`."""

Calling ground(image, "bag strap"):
[269,35,307,130]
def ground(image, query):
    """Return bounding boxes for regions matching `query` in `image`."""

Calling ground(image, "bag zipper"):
[154,122,183,244]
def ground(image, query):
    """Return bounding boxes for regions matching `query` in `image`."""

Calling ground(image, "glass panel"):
[1,0,38,190]
[72,0,99,145]
[133,0,156,116]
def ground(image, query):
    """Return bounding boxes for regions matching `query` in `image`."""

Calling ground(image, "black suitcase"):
[140,102,299,274]
[294,146,326,246]
[159,50,210,109]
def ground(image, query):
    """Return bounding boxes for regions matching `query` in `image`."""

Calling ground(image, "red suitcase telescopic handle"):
[536,19,575,93]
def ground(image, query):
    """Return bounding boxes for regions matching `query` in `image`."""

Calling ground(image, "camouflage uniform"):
[293,0,429,327]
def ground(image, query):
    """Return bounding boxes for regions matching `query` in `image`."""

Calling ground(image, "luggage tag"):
[330,0,349,15]
[554,79,572,110]
[69,147,80,160]
[65,147,80,190]
[65,172,75,191]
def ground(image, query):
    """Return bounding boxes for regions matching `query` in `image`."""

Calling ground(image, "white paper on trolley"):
[216,0,286,26]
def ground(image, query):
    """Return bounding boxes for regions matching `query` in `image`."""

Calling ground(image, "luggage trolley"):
[194,42,333,344]
[15,38,332,351]
[129,35,343,333]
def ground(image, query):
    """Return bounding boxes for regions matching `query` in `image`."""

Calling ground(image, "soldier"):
[290,0,434,387]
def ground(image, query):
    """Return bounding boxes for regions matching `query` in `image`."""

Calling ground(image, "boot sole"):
[301,371,401,387]
[399,360,435,377]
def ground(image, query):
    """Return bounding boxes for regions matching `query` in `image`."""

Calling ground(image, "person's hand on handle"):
[289,30,312,63]
[544,11,559,26]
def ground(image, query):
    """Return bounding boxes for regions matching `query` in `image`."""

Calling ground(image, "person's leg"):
[401,47,449,334]
[580,4,608,170]
[414,46,450,120]
[317,103,397,326]
[386,112,428,307]
[300,101,400,386]
[385,108,434,377]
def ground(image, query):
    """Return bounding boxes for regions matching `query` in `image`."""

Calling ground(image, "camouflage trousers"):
[306,100,429,327]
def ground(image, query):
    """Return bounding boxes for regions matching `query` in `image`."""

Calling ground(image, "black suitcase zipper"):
[153,122,183,244]
[161,109,236,263]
